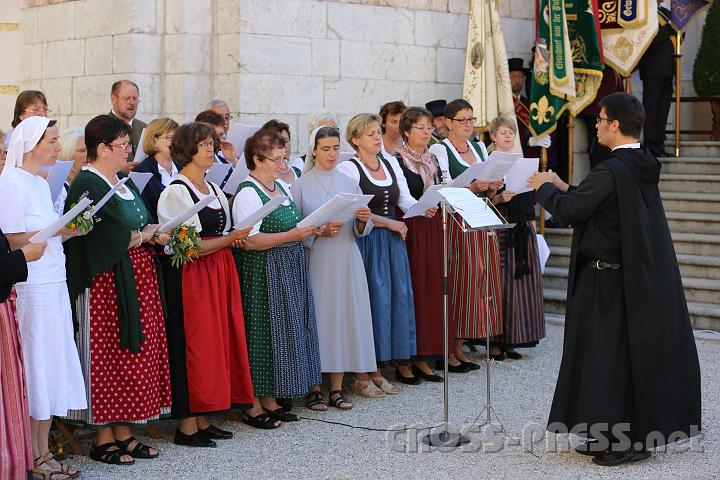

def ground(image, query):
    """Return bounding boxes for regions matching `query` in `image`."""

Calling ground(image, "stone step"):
[546,246,720,279]
[661,192,720,214]
[544,229,720,255]
[543,266,720,304]
[659,174,720,193]
[660,157,720,175]
[666,211,720,235]
[666,141,720,157]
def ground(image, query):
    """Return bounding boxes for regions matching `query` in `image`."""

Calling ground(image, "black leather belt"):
[584,260,621,270]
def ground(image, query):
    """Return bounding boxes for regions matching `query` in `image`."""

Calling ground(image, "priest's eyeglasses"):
[451,117,477,125]
[596,116,612,124]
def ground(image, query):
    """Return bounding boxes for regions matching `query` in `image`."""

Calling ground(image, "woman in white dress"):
[291,126,378,408]
[0,116,86,479]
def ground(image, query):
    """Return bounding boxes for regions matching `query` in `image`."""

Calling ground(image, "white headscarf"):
[303,126,341,174]
[0,116,51,180]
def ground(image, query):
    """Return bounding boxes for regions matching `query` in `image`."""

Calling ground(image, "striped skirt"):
[266,242,322,398]
[448,215,503,339]
[0,291,32,479]
[496,221,545,347]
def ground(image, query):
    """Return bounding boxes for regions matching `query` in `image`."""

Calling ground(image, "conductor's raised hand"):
[528,172,555,191]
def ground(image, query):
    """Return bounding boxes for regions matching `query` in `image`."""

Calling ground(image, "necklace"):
[186,174,210,194]
[450,139,470,154]
[362,155,382,172]
[250,174,277,193]
[314,169,335,200]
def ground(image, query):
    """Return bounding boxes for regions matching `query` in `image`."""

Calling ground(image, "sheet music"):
[159,195,215,232]
[504,157,539,194]
[205,163,232,186]
[45,161,73,202]
[29,197,93,244]
[336,193,373,218]
[133,128,148,163]
[88,177,129,215]
[403,184,443,219]
[226,123,260,155]
[235,195,288,230]
[439,187,504,229]
[450,151,520,187]
[222,156,250,195]
[128,171,153,194]
[297,195,356,228]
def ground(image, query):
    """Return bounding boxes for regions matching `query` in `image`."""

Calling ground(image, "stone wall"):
[5,0,536,153]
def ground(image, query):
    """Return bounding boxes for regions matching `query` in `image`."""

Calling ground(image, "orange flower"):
[70,223,76,229]
[178,231,187,240]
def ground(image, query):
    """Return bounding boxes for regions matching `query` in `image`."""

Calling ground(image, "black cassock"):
[0,228,29,302]
[537,147,701,446]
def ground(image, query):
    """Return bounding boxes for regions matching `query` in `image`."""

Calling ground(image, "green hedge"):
[693,1,720,96]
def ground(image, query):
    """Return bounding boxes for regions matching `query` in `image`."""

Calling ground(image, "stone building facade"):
[0,0,708,155]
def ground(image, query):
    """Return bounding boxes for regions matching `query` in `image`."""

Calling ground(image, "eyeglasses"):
[263,156,289,165]
[411,125,435,133]
[198,140,215,149]
[596,116,612,124]
[156,134,174,141]
[223,114,234,121]
[451,117,477,125]
[25,106,52,115]
[0,148,6,157]
[107,142,132,152]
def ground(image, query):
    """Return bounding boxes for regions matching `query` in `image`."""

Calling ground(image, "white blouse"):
[84,164,136,200]
[335,155,416,214]
[0,168,66,284]
[232,176,293,236]
[157,174,230,235]
[429,138,489,176]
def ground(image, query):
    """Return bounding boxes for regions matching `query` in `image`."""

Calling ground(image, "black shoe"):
[503,349,522,360]
[174,429,217,448]
[592,446,651,466]
[395,367,421,385]
[575,439,603,456]
[437,359,472,373]
[198,424,233,440]
[488,351,506,361]
[264,407,299,422]
[461,360,481,370]
[412,365,443,382]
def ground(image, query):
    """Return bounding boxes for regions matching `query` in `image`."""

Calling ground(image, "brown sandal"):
[328,390,353,410]
[32,453,74,480]
[305,390,328,411]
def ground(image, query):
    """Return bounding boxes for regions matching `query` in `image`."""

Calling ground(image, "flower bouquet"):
[164,224,201,267]
[65,192,95,235]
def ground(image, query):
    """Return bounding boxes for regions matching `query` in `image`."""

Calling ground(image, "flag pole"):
[567,114,575,184]
[539,147,547,235]
[674,29,682,157]
[624,75,633,94]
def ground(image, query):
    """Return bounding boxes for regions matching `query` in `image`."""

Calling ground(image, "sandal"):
[305,390,328,411]
[32,453,65,480]
[352,379,385,398]
[328,390,354,410]
[242,412,281,430]
[53,460,79,479]
[89,442,135,465]
[115,435,159,459]
[371,375,401,395]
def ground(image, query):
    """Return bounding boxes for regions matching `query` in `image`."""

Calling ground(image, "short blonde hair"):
[143,117,179,156]
[58,128,84,161]
[489,116,517,136]
[345,113,382,151]
[307,112,338,136]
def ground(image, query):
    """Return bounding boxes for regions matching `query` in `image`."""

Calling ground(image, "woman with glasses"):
[53,128,88,215]
[394,107,445,383]
[336,113,419,393]
[0,116,86,479]
[157,122,254,447]
[487,117,545,359]
[233,129,322,427]
[290,126,377,409]
[429,99,504,365]
[4,91,50,148]
[132,118,180,218]
[63,115,172,465]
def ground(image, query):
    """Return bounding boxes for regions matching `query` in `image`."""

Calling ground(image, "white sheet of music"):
[29,197,93,244]
[450,151,520,187]
[133,128,148,163]
[159,195,215,232]
[45,160,73,202]
[234,195,288,231]
[504,157,539,194]
[226,123,260,155]
[205,163,232,186]
[222,156,250,195]
[128,171,153,194]
[297,195,356,228]
[88,177,129,215]
[439,187,504,229]
[403,184,443,219]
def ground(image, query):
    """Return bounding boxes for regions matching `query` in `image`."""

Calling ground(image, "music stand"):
[422,192,513,447]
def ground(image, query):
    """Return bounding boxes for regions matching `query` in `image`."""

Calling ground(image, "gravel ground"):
[65,318,720,480]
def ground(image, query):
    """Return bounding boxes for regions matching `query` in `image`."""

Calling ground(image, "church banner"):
[669,0,711,32]
[598,0,659,76]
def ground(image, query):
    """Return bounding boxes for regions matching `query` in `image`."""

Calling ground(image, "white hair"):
[206,99,229,109]
[306,112,339,136]
[58,127,85,161]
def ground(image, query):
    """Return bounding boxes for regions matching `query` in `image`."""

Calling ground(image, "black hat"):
[508,58,527,73]
[425,99,447,118]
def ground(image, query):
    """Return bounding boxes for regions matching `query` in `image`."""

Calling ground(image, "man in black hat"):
[528,92,701,466]
[509,58,552,157]
[425,99,448,145]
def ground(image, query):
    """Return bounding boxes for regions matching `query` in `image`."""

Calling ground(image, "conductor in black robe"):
[528,92,701,466]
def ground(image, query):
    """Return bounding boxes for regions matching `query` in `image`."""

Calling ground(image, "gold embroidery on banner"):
[612,36,635,62]
[531,96,555,125]
[471,42,484,69]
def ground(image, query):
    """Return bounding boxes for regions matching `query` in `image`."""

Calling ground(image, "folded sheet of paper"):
[402,184,444,219]
[133,128,148,163]
[128,171,153,194]
[450,151,520,187]
[88,177,129,215]
[205,163,232,186]
[536,233,550,274]
[235,195,289,231]
[337,193,373,219]
[45,161,73,202]
[222,156,250,195]
[439,187,505,229]
[504,157,539,194]
[29,197,93,244]
[159,195,215,232]
[226,123,260,155]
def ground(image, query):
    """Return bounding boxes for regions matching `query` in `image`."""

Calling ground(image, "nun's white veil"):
[0,116,51,181]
